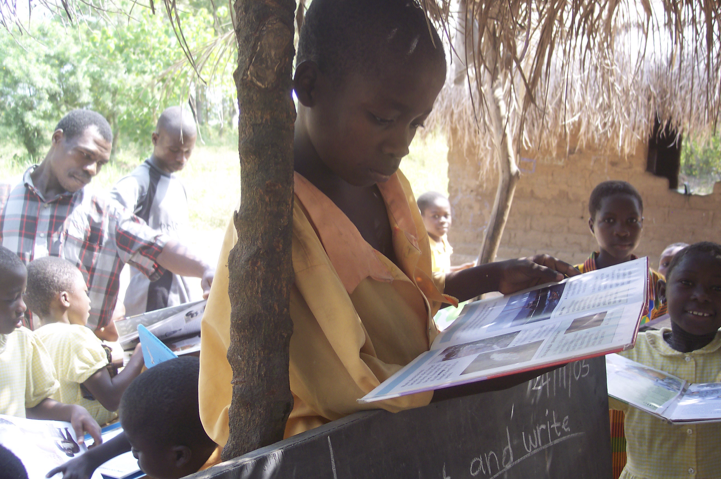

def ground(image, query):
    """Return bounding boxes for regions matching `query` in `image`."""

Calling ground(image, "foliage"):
[680,135,721,195]
[0,2,236,160]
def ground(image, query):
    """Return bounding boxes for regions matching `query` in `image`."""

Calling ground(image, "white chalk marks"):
[327,437,338,479]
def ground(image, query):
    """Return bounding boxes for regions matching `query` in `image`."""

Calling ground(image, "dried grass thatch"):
[423,0,720,178]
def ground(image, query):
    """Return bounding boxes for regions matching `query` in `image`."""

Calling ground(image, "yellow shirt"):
[199,171,454,446]
[35,323,117,426]
[428,235,452,273]
[610,329,721,479]
[0,327,58,417]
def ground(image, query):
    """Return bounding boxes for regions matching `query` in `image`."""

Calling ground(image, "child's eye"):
[603,218,615,224]
[712,285,721,293]
[679,279,694,287]
[628,218,638,224]
[370,113,393,125]
[411,122,425,130]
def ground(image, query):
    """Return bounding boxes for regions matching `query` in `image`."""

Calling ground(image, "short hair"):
[0,247,24,278]
[588,181,643,220]
[0,445,28,479]
[55,110,113,143]
[119,357,212,449]
[25,257,80,318]
[156,106,197,139]
[665,242,721,281]
[297,0,445,83]
[417,191,449,214]
[662,242,689,253]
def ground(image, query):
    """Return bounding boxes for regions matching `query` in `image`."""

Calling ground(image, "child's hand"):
[46,454,97,479]
[69,405,102,448]
[496,255,579,295]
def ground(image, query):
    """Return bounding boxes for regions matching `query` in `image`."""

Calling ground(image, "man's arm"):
[26,399,102,446]
[46,432,131,479]
[157,239,215,298]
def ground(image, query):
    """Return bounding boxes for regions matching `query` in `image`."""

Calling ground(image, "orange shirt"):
[199,170,455,445]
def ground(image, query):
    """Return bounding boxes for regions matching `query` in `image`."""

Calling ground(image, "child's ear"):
[588,218,595,235]
[59,291,71,309]
[172,445,192,469]
[658,279,666,304]
[293,60,321,107]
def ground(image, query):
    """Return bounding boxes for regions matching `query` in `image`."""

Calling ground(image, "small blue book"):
[138,324,178,368]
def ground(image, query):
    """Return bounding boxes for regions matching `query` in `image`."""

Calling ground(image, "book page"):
[359,259,648,403]
[666,383,721,423]
[606,354,685,414]
[0,415,103,479]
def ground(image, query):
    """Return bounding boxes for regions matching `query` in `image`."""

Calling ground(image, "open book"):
[0,415,102,479]
[360,257,649,403]
[116,300,206,353]
[606,353,721,424]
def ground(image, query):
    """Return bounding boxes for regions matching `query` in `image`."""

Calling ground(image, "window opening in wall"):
[646,117,681,191]
[679,134,721,196]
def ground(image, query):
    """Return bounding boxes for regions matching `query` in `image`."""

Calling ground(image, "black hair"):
[297,0,445,83]
[665,242,721,281]
[0,247,25,278]
[588,181,643,220]
[0,445,28,479]
[156,106,197,138]
[55,110,113,143]
[119,357,213,449]
[417,191,449,214]
[25,257,80,318]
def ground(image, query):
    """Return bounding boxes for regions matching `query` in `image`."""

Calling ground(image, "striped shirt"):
[611,330,721,479]
[0,167,169,330]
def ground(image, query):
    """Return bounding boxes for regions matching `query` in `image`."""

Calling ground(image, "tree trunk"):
[476,29,520,266]
[223,0,296,461]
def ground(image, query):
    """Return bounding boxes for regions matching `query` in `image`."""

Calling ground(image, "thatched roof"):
[425,0,720,175]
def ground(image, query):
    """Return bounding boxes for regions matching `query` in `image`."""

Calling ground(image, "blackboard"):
[193,357,611,479]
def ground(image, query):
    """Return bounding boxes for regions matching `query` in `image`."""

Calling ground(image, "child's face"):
[299,57,445,187]
[421,199,452,240]
[659,245,685,278]
[666,253,721,336]
[66,270,91,326]
[0,265,27,335]
[127,431,181,479]
[589,194,643,261]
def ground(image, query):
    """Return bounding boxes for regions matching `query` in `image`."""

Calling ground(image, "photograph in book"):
[359,258,649,403]
[607,354,721,424]
[0,415,102,479]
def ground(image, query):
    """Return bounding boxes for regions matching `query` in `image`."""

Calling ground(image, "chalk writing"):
[327,437,338,479]
[527,360,591,403]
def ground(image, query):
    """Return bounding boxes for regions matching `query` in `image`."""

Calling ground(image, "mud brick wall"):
[447,137,721,270]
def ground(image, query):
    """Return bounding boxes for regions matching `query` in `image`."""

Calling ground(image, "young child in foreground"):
[0,247,101,445]
[26,257,144,426]
[575,180,666,478]
[47,357,219,479]
[658,242,688,279]
[610,242,721,479]
[417,191,474,273]
[199,0,577,446]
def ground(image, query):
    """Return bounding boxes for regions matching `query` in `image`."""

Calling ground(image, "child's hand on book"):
[496,255,578,295]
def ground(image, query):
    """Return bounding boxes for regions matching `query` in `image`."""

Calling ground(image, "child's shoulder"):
[35,323,100,346]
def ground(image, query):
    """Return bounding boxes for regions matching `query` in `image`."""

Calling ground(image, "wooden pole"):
[223,0,296,460]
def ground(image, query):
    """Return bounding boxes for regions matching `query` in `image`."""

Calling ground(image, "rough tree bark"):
[476,27,520,266]
[223,0,296,461]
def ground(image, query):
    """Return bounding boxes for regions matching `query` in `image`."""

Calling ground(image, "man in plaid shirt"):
[0,110,214,339]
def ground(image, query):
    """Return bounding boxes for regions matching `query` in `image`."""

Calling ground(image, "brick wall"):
[447,136,721,270]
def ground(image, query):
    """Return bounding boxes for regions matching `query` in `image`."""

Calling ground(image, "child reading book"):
[199,0,577,446]
[610,242,721,479]
[0,247,101,445]
[417,191,474,273]
[27,257,144,426]
[47,357,220,479]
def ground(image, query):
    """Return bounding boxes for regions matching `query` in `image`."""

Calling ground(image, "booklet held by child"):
[606,353,721,424]
[360,258,650,403]
[0,414,103,479]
